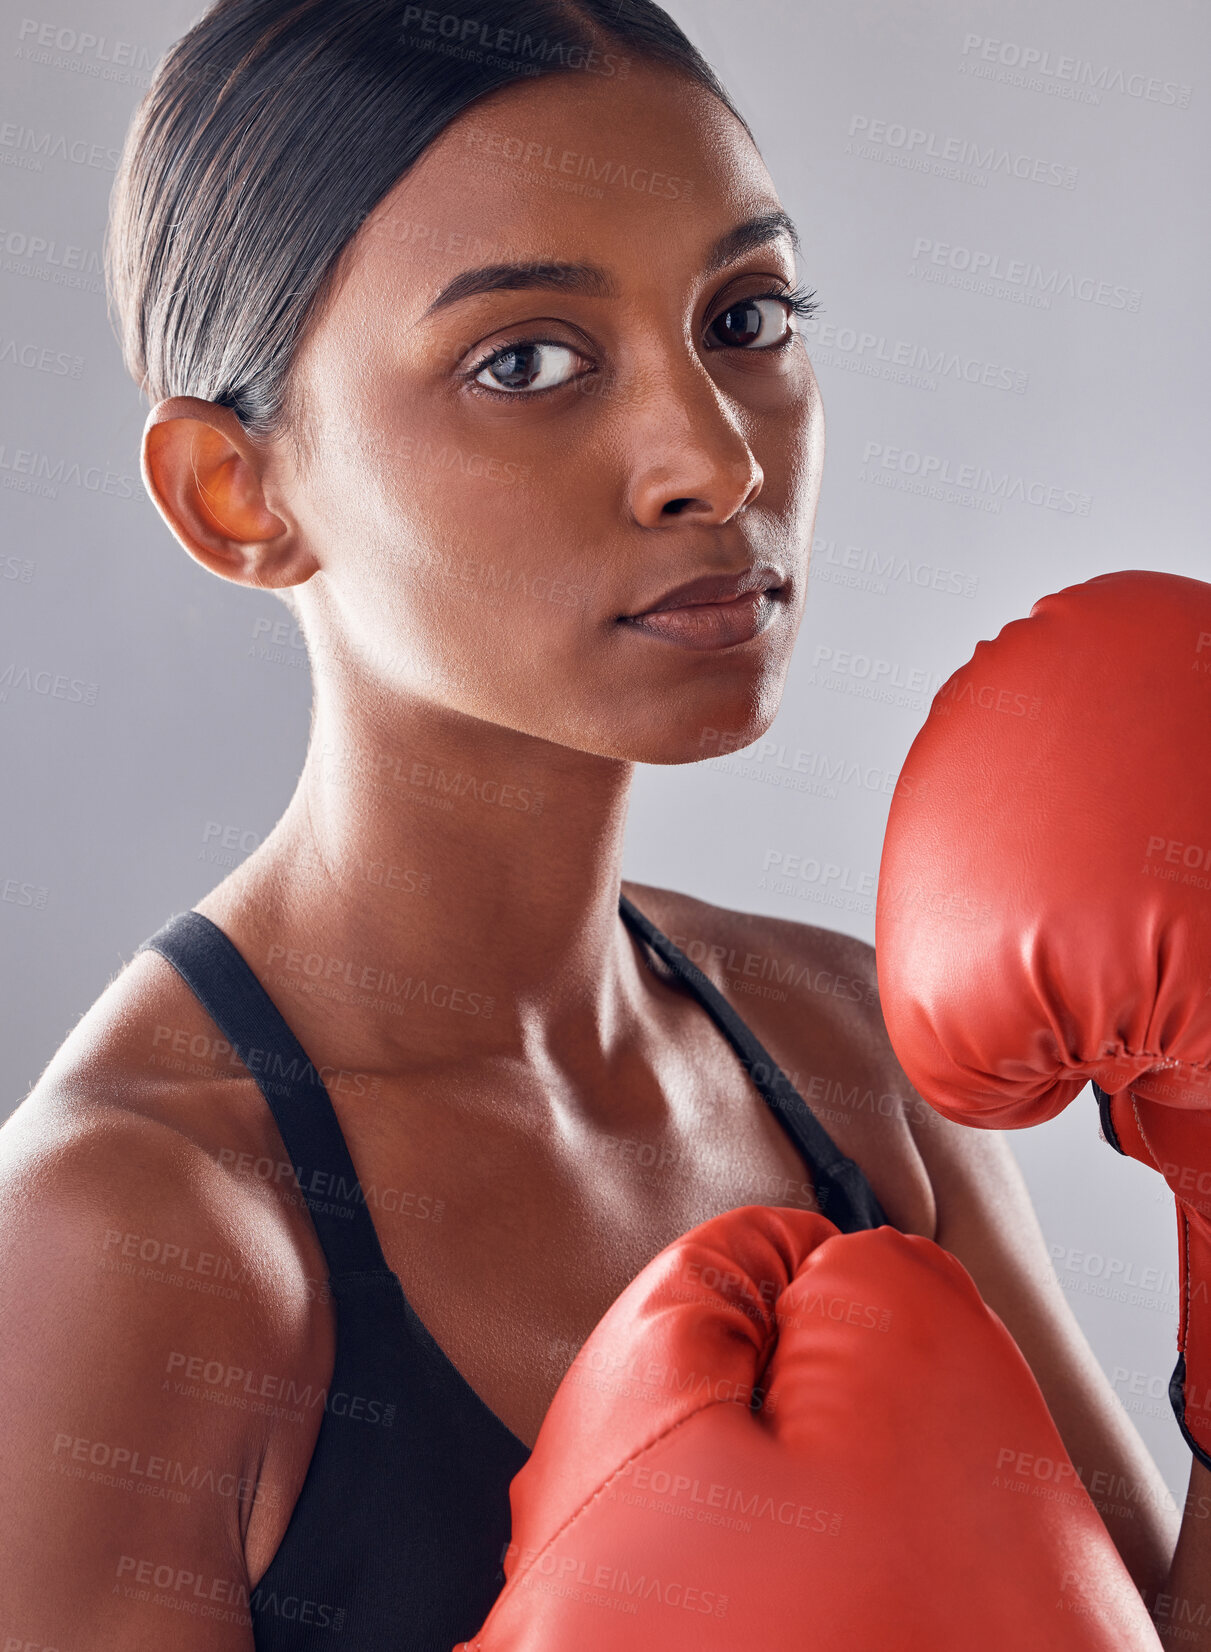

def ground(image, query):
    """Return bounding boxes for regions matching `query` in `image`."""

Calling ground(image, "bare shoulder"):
[621,876,890,1073]
[618,885,1083,1254]
[2,1068,310,1347]
[0,939,328,1398]
[619,879,938,1236]
[622,878,877,1013]
[4,937,330,1339]
[0,946,333,1585]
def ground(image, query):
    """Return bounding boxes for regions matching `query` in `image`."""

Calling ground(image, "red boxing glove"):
[876,569,1211,1465]
[458,1204,1157,1649]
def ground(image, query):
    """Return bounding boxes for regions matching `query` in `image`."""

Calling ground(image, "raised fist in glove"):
[876,568,1211,1464]
[458,1203,1157,1650]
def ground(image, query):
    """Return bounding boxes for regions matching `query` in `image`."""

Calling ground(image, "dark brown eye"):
[708,296,794,350]
[472,340,583,395]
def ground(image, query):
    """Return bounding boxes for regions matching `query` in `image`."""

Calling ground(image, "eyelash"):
[766,281,822,323]
[464,281,821,401]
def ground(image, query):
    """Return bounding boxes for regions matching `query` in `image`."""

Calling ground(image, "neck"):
[215,678,651,1073]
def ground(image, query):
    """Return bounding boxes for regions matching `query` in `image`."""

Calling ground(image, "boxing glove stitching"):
[1168,1207,1211,1473]
[502,1399,757,1595]
[1130,1103,1211,1471]
[1179,1202,1192,1351]
[1128,1093,1163,1178]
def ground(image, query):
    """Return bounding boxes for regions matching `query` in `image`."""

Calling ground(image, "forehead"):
[331,61,781,326]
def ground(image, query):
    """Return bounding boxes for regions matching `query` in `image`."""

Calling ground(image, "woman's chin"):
[595,709,780,768]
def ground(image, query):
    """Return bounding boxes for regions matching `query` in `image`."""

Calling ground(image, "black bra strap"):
[138,911,390,1277]
[139,900,885,1271]
[618,893,888,1234]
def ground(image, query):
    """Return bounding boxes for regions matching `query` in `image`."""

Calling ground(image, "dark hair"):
[105,0,751,447]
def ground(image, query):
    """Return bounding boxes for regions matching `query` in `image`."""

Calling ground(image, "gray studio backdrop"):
[1,0,1206,1499]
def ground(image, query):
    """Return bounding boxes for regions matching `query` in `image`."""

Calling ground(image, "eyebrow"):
[418,208,802,320]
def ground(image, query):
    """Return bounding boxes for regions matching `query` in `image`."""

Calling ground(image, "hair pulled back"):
[105,0,749,443]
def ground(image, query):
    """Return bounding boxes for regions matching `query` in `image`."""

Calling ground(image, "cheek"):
[320,434,596,701]
[753,376,824,521]
[807,374,825,470]
[799,404,826,506]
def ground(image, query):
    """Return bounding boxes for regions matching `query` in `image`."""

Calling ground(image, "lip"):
[618,565,787,651]
[625,566,785,615]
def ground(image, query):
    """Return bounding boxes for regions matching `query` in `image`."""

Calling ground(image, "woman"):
[0,0,1191,1646]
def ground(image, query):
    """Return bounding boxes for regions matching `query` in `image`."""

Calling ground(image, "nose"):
[624,352,765,528]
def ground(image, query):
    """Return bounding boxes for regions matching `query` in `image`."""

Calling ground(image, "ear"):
[141,397,319,594]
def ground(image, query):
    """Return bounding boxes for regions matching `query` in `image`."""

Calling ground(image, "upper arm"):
[908,1104,1180,1588]
[0,1101,290,1650]
[843,951,1182,1591]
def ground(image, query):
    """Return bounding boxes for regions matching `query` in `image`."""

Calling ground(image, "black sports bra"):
[137,890,888,1649]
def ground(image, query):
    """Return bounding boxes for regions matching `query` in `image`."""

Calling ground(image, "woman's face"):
[281,59,823,765]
